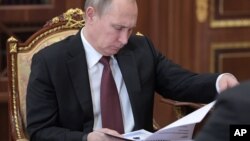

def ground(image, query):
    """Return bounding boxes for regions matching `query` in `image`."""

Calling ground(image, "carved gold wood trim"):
[10,42,17,53]
[210,18,250,28]
[11,54,22,139]
[210,0,250,28]
[64,8,85,28]
[8,36,18,42]
[8,35,22,139]
[210,41,250,72]
[18,25,83,51]
[136,32,144,36]
[174,106,184,119]
[46,8,85,28]
[8,36,18,54]
[196,0,208,23]
[18,8,85,52]
[18,26,65,51]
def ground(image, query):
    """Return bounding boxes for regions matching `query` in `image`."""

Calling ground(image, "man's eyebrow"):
[112,24,136,29]
[112,24,126,28]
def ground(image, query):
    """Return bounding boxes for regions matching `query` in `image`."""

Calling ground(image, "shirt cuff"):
[216,73,233,93]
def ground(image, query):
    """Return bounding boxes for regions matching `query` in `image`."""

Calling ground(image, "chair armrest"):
[160,98,205,119]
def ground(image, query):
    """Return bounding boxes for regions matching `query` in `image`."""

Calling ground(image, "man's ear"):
[85,7,96,22]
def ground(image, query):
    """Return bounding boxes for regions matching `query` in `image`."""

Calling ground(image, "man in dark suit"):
[195,80,250,141]
[26,0,239,141]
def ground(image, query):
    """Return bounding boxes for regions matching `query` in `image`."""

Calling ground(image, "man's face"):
[88,0,138,56]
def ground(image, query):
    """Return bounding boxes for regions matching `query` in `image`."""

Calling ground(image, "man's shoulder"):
[126,34,152,50]
[129,34,147,42]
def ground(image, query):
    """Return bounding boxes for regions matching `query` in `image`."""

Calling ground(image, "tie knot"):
[100,56,110,66]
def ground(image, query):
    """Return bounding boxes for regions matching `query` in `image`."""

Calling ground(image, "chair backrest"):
[6,8,85,141]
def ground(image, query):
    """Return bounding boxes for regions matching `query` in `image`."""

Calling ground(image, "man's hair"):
[84,0,113,16]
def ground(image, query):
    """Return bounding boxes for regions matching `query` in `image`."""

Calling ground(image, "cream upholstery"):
[7,8,84,141]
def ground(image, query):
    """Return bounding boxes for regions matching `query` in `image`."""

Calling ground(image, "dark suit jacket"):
[26,31,219,141]
[195,80,250,141]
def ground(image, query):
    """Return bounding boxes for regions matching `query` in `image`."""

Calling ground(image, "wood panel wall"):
[136,0,199,71]
[136,0,250,128]
[209,0,250,82]
[136,0,203,127]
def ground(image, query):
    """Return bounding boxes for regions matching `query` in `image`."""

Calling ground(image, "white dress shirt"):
[80,28,135,133]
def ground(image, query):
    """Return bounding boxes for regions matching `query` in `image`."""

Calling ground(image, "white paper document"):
[123,101,215,141]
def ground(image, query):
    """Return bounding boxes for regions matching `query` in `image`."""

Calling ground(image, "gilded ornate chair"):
[7,8,85,141]
[6,8,203,140]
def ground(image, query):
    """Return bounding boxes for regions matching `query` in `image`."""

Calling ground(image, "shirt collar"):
[80,28,102,68]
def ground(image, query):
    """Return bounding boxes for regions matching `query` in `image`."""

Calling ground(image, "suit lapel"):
[66,32,94,118]
[116,48,142,129]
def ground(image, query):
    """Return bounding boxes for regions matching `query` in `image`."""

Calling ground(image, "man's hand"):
[87,128,124,141]
[217,73,239,93]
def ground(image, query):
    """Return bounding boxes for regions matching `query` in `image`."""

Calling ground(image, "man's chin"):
[104,52,117,56]
[110,49,120,55]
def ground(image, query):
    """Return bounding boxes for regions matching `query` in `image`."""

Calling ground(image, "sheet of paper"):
[145,124,195,141]
[123,101,215,141]
[161,101,215,130]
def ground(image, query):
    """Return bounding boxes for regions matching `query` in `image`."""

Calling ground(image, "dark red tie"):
[99,56,124,134]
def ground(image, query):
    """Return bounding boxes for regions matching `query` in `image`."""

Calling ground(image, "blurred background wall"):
[1,0,250,140]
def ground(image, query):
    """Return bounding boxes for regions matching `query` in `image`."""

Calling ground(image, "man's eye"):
[114,26,123,30]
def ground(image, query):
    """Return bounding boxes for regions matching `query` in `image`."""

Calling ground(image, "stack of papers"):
[122,101,215,141]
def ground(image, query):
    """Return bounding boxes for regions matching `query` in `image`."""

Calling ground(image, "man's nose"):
[119,31,129,45]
